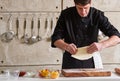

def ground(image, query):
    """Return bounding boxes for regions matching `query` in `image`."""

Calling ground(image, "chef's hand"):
[65,43,78,55]
[87,42,103,54]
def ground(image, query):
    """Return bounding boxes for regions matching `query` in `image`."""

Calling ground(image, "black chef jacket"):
[51,6,120,69]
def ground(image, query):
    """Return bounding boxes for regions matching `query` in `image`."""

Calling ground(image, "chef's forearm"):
[100,35,120,49]
[54,39,69,51]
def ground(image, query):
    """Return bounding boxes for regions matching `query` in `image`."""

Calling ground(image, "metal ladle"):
[1,15,15,43]
[27,18,37,44]
[15,17,19,39]
[36,18,42,41]
[42,18,49,40]
[46,18,53,42]
[20,18,29,43]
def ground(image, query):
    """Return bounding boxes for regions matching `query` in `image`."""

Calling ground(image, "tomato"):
[19,71,26,77]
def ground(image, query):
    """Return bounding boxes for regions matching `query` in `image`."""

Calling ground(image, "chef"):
[51,0,120,69]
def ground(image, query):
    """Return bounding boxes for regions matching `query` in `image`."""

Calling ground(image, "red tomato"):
[19,71,26,77]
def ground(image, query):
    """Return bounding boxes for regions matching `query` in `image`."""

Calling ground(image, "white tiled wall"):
[0,0,120,72]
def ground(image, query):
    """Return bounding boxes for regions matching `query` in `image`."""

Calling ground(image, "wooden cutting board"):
[62,68,111,77]
[115,68,120,75]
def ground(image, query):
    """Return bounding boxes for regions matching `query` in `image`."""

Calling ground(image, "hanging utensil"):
[27,18,37,44]
[36,18,42,41]
[42,18,50,40]
[15,17,19,39]
[46,18,53,42]
[1,15,15,43]
[20,18,29,43]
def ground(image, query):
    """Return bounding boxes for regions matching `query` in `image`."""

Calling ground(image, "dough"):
[71,46,98,60]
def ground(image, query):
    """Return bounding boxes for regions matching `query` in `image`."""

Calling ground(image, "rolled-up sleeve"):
[98,12,120,38]
[51,11,66,47]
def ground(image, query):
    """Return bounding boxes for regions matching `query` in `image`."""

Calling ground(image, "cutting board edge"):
[62,69,111,77]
